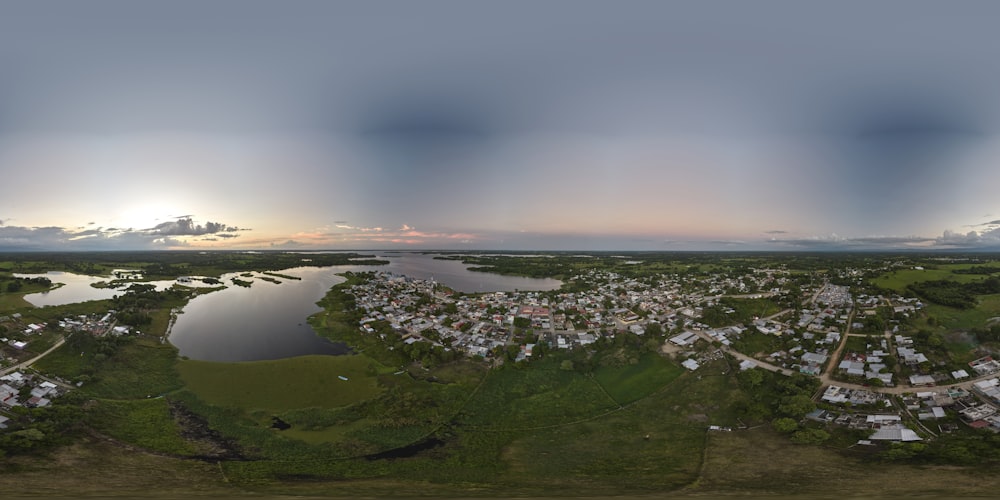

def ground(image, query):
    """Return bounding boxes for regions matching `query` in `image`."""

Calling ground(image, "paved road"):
[0,336,66,377]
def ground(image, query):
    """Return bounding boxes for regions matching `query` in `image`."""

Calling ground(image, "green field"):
[922,294,1000,330]
[593,352,684,404]
[35,335,183,398]
[84,398,200,456]
[178,354,388,411]
[874,265,987,293]
[695,427,1000,496]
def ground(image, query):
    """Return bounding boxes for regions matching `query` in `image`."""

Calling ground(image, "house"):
[681,359,700,371]
[870,425,922,442]
[669,331,699,346]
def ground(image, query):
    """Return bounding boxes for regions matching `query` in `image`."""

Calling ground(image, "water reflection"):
[373,253,561,293]
[168,267,351,362]
[17,253,563,362]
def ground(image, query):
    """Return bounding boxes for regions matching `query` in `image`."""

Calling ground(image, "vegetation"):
[10,252,1000,496]
[178,355,388,411]
[701,296,782,328]
[907,278,1000,309]
[83,398,199,456]
[0,250,388,279]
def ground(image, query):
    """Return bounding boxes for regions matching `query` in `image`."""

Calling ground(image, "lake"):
[167,267,352,362]
[18,253,563,362]
[373,252,562,293]
[14,271,189,307]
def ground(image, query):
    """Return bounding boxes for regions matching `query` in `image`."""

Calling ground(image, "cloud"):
[764,230,789,235]
[766,234,935,250]
[936,229,990,247]
[0,215,249,250]
[148,217,244,236]
[335,223,383,232]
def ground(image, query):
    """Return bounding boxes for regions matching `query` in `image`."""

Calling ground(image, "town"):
[343,260,1000,444]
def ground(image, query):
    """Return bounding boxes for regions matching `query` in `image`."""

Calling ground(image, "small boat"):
[338,376,349,381]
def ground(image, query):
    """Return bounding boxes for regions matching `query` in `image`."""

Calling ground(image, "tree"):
[740,368,765,388]
[790,428,829,445]
[560,360,574,371]
[771,417,799,433]
[777,394,816,419]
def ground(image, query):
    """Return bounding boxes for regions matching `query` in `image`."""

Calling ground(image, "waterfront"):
[17,253,562,362]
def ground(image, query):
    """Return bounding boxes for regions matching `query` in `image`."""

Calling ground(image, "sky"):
[3,0,1000,251]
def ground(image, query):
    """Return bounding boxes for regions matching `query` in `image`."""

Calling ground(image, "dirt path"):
[0,336,65,376]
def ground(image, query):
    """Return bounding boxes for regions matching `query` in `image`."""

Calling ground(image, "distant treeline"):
[0,251,388,278]
[953,265,1000,275]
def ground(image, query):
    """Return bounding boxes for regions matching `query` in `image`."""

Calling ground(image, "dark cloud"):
[148,217,244,236]
[0,216,247,250]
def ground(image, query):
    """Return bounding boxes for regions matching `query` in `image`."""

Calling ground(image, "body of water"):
[374,253,561,293]
[15,272,184,307]
[168,267,352,362]
[18,253,563,362]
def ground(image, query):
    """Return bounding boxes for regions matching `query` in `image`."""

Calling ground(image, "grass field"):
[923,294,1000,330]
[0,437,232,497]
[874,266,987,293]
[457,357,621,430]
[178,354,388,411]
[593,352,684,404]
[0,292,33,310]
[694,426,1000,496]
[84,398,200,456]
[497,364,736,495]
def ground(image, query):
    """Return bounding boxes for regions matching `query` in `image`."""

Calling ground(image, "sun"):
[113,204,181,230]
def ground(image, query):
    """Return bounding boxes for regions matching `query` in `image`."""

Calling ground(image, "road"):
[0,336,66,377]
[689,329,796,377]
[696,314,999,396]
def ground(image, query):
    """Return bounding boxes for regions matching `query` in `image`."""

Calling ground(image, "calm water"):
[19,253,562,361]
[374,253,562,292]
[15,271,186,307]
[168,267,352,362]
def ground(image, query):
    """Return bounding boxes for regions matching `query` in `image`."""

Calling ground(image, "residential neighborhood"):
[340,262,1000,444]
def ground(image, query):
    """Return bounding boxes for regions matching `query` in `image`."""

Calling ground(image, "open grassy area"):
[179,354,388,411]
[0,437,233,497]
[0,292,33,310]
[693,426,1000,496]
[923,294,1000,331]
[457,357,621,430]
[874,266,988,293]
[593,352,684,404]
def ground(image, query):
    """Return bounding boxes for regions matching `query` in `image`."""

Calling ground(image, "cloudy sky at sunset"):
[3,0,1000,251]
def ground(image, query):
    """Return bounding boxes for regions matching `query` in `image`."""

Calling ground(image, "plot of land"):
[179,354,386,410]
